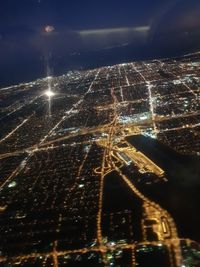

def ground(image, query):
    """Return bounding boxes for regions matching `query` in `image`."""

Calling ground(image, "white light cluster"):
[45,90,55,98]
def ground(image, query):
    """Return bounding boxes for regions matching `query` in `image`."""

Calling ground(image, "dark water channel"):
[126,135,200,242]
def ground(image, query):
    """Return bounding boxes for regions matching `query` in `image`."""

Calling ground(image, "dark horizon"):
[1,42,200,89]
[1,0,200,87]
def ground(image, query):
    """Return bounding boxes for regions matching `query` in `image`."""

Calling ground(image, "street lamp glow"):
[44,90,55,98]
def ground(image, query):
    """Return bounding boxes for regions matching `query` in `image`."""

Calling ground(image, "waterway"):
[126,135,200,242]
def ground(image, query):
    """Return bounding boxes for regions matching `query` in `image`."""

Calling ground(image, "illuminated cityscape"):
[0,52,200,266]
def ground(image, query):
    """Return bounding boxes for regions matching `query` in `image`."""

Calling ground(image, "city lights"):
[0,53,200,266]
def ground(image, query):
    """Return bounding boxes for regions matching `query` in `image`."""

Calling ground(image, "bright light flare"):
[44,90,55,98]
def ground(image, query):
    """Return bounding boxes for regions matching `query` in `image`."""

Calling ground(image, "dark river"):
[126,135,200,242]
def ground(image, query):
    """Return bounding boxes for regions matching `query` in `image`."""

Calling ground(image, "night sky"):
[1,0,200,86]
